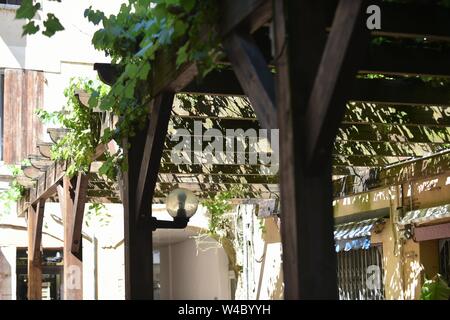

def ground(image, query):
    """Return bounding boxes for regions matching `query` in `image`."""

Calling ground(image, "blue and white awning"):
[334,218,385,252]
[400,204,450,226]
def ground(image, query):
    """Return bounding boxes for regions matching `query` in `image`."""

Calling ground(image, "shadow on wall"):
[0,247,12,300]
[270,268,284,300]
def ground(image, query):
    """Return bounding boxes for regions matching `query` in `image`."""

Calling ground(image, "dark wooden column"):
[123,93,174,299]
[27,203,42,300]
[274,0,369,299]
[57,176,83,300]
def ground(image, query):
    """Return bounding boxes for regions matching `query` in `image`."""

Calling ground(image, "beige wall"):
[335,173,450,300]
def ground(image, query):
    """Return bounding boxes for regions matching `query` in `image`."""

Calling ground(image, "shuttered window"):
[337,245,385,300]
[3,69,43,164]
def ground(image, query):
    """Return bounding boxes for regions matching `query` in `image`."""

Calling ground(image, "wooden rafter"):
[224,32,276,130]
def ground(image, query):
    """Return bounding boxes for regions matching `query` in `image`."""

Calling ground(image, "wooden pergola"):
[18,0,450,299]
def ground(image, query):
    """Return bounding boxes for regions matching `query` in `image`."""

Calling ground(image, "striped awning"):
[334,218,385,252]
[400,204,450,226]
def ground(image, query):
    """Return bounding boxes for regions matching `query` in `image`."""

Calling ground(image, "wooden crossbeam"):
[182,69,245,96]
[338,123,450,144]
[182,69,450,107]
[135,94,175,221]
[170,106,450,131]
[344,104,450,128]
[219,0,271,36]
[157,172,277,184]
[224,32,277,129]
[71,172,89,255]
[305,0,369,168]
[155,181,278,195]
[350,78,450,106]
[363,45,450,78]
[31,199,45,263]
[333,140,443,158]
[333,155,408,167]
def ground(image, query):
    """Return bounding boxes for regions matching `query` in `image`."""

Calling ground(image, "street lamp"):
[150,188,199,231]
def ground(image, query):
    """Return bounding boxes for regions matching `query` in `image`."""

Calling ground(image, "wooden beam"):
[333,140,441,158]
[273,0,295,299]
[350,78,450,106]
[363,45,450,78]
[136,93,175,221]
[305,0,369,168]
[27,205,42,300]
[57,176,83,300]
[182,69,450,107]
[182,69,245,96]
[71,172,89,255]
[337,123,450,144]
[223,32,276,129]
[219,0,271,36]
[31,199,45,263]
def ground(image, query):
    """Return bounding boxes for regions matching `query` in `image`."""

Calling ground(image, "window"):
[337,245,385,300]
[0,0,22,5]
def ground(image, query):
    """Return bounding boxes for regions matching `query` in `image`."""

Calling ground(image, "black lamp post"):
[150,188,199,231]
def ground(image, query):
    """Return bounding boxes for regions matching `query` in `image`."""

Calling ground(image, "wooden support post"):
[57,176,83,300]
[123,93,174,299]
[120,93,175,300]
[274,0,363,299]
[224,32,277,129]
[27,205,42,300]
[122,124,153,300]
[273,0,298,299]
[71,172,89,255]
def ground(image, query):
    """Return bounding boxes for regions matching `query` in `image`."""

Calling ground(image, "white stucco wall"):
[0,1,125,142]
[0,246,16,300]
[159,238,231,300]
[0,1,124,72]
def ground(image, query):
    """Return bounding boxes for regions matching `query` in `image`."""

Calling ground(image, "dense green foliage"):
[36,78,110,177]
[0,165,26,215]
[421,274,450,300]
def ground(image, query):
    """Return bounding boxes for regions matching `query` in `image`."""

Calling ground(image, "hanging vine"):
[199,186,246,279]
